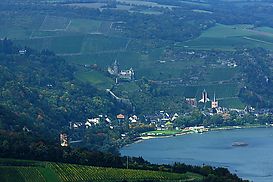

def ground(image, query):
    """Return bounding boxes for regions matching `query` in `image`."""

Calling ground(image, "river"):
[120,127,273,182]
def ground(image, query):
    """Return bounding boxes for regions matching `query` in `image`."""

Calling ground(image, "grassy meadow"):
[143,130,182,136]
[75,70,114,90]
[181,24,273,50]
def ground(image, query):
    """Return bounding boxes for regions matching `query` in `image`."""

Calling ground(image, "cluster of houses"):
[62,114,140,146]
[144,111,179,131]
[217,58,238,68]
[61,89,273,146]
[70,115,112,130]
[186,89,273,119]
[143,111,209,135]
[68,113,141,131]
[232,107,273,118]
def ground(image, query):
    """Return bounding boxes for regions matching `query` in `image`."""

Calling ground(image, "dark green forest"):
[0,39,126,152]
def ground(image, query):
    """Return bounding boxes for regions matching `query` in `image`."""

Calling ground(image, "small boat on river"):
[232,142,248,147]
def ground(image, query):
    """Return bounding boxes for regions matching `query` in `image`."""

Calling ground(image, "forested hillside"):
[0,39,125,153]
[0,0,272,112]
[237,48,273,108]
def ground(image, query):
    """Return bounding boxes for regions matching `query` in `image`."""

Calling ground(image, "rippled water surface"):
[121,127,273,182]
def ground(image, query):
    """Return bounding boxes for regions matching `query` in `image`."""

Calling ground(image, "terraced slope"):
[0,158,202,182]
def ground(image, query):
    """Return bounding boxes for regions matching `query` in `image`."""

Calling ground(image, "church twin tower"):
[199,89,218,109]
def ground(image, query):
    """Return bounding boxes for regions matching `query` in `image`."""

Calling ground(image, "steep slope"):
[0,39,122,154]
[0,158,202,182]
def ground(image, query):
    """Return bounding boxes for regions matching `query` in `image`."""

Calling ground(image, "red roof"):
[117,114,125,119]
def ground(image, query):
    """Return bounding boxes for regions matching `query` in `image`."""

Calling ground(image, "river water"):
[120,127,273,182]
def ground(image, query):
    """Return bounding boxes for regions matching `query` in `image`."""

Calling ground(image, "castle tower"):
[129,68,134,80]
[113,60,119,75]
[60,133,68,147]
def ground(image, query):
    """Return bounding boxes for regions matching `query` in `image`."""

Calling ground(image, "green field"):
[116,0,177,9]
[64,51,141,69]
[190,83,239,98]
[180,0,210,7]
[82,35,129,53]
[75,70,114,90]
[67,1,165,13]
[0,158,202,182]
[67,2,107,9]
[143,130,181,136]
[31,18,107,38]
[219,97,245,109]
[160,83,240,99]
[16,35,85,54]
[0,15,44,39]
[181,24,273,50]
[205,68,238,82]
[255,27,273,34]
[40,15,70,31]
[16,34,128,55]
[67,18,101,33]
[30,30,73,38]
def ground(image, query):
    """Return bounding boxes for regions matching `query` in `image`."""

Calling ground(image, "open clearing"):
[181,24,273,50]
[40,15,70,31]
[67,2,107,9]
[67,18,101,33]
[75,70,114,90]
[116,0,177,9]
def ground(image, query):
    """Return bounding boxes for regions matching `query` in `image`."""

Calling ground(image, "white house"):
[19,49,27,55]
[85,118,100,128]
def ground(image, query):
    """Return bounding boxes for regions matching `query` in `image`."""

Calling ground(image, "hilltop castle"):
[108,60,134,81]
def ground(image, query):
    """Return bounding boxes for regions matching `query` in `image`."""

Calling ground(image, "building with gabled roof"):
[117,114,125,119]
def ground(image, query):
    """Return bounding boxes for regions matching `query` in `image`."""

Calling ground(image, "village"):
[59,51,273,146]
[60,59,273,146]
[61,89,273,147]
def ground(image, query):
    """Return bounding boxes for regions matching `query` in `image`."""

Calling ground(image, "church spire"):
[213,92,216,102]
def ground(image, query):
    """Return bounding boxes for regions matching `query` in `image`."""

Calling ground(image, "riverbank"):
[121,127,273,182]
[135,124,272,143]
[210,124,271,131]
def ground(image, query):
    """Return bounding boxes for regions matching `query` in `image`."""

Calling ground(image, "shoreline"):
[129,124,272,145]
[121,124,273,182]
